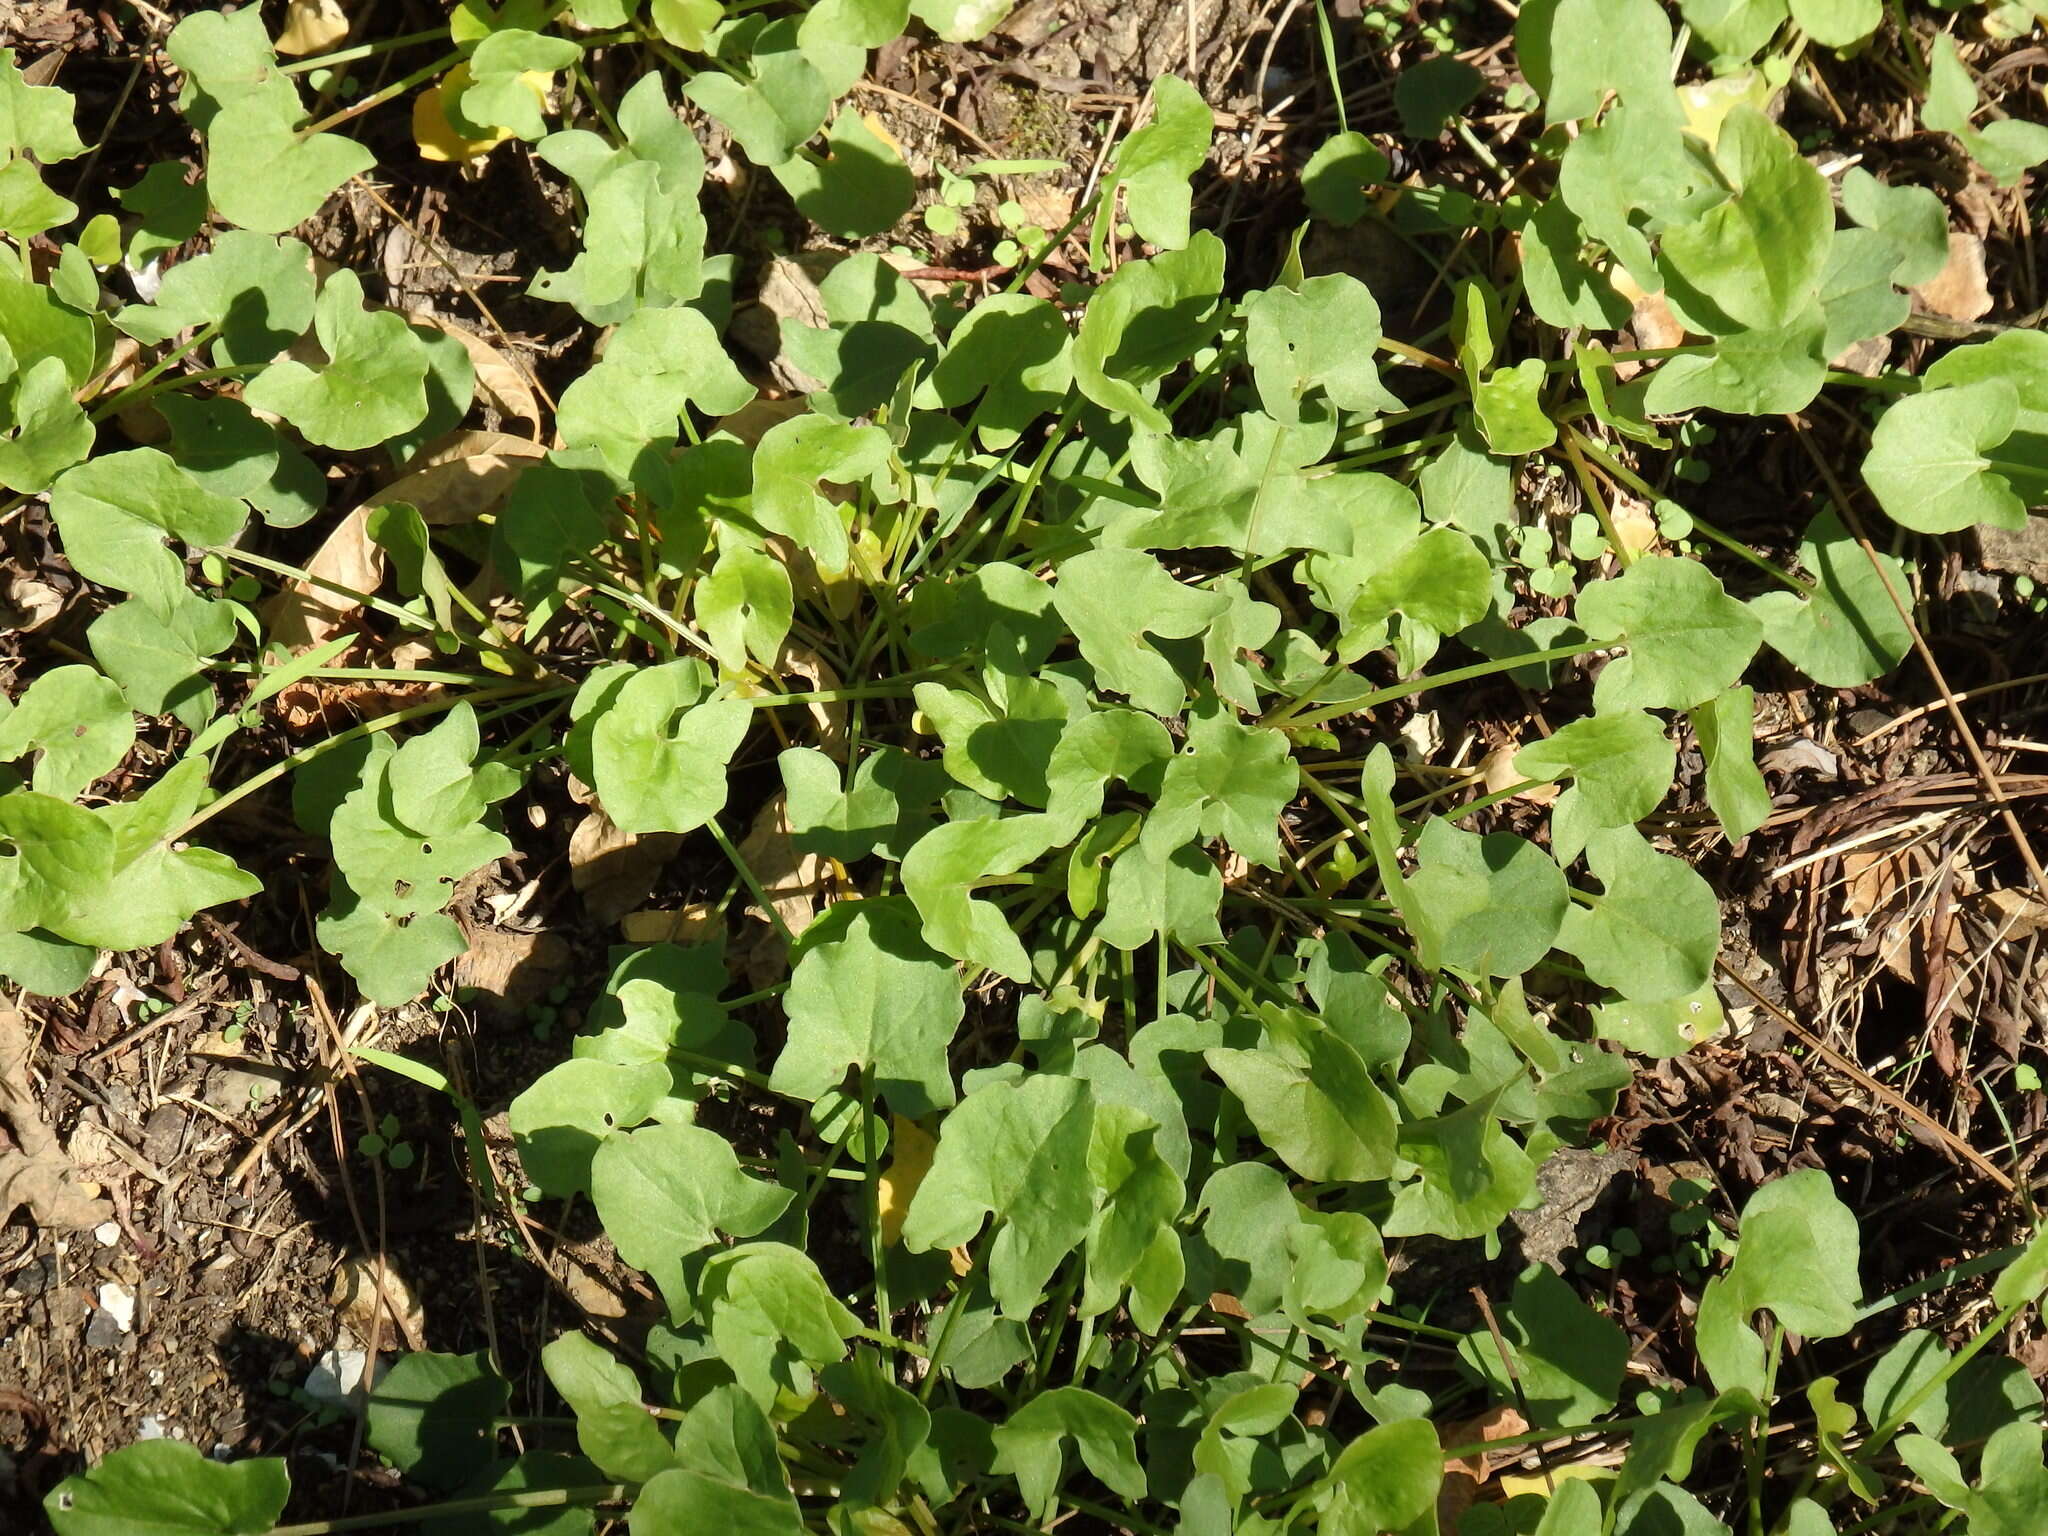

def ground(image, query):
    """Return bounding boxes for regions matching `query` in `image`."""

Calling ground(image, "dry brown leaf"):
[453,928,572,1016]
[569,808,682,925]
[774,641,848,756]
[1978,887,2048,937]
[263,505,382,651]
[369,430,546,525]
[1438,1403,1531,1528]
[737,793,832,942]
[405,313,543,431]
[3,570,65,632]
[276,0,349,56]
[1913,232,1993,322]
[620,907,726,946]
[331,1253,428,1351]
[0,1006,113,1232]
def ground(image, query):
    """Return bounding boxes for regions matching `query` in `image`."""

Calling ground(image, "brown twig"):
[1715,958,2018,1195]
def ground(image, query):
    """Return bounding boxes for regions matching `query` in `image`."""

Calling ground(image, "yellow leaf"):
[877,1115,937,1247]
[412,62,549,163]
[276,0,350,57]
[1493,1462,1612,1501]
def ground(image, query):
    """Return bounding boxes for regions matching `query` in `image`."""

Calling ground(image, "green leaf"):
[115,231,319,367]
[683,21,830,166]
[906,0,1014,43]
[1316,1419,1442,1534]
[1592,982,1726,1057]
[590,661,751,835]
[0,928,98,997]
[1787,0,1878,46]
[366,1352,510,1492]
[1558,105,1721,288]
[0,158,78,240]
[900,1072,1095,1316]
[45,1442,288,1536]
[901,813,1057,981]
[770,109,914,238]
[574,942,756,1098]
[1559,827,1720,1001]
[1863,379,2031,534]
[0,263,96,389]
[1751,510,1912,686]
[1474,358,1558,455]
[557,305,754,468]
[698,1242,858,1408]
[117,162,209,269]
[780,745,945,863]
[0,354,92,494]
[590,1122,793,1312]
[1660,108,1831,333]
[1924,34,2048,188]
[697,542,793,673]
[509,1059,672,1198]
[532,76,708,324]
[1640,313,1828,417]
[1690,685,1772,844]
[1385,1093,1539,1240]
[49,448,247,612]
[456,29,579,140]
[1079,1100,1185,1326]
[205,94,374,235]
[1864,1330,1951,1438]
[1577,555,1763,712]
[89,589,235,725]
[915,675,1072,807]
[1839,168,1950,288]
[1101,75,1211,255]
[1518,0,1676,123]
[245,269,440,451]
[542,1333,675,1483]
[990,1388,1145,1523]
[156,394,321,528]
[1515,709,1674,865]
[770,897,963,1117]
[1678,0,1788,60]
[1300,131,1389,226]
[1404,817,1570,979]
[1994,1226,2048,1312]
[1147,699,1294,869]
[0,665,133,801]
[1459,1266,1628,1426]
[1701,1173,1861,1403]
[1073,233,1226,432]
[1244,275,1402,425]
[426,1454,599,1536]
[750,416,892,576]
[0,46,85,160]
[924,295,1073,450]
[1395,55,1486,138]
[1206,1012,1396,1182]
[1053,549,1232,716]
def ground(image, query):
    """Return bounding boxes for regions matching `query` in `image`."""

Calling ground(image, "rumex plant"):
[9,1,2048,1533]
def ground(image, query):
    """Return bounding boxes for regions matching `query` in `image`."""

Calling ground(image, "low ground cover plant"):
[7,0,2048,1531]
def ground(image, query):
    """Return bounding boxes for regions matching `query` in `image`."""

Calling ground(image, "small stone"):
[85,1308,125,1350]
[97,1281,135,1332]
[136,1416,168,1441]
[94,1221,120,1247]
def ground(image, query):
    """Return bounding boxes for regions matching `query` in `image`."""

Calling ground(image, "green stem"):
[279,27,450,74]
[173,684,563,840]
[297,50,464,138]
[266,1486,627,1536]
[1271,641,1596,732]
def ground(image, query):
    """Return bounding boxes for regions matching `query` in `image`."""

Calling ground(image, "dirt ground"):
[5,0,2048,1529]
